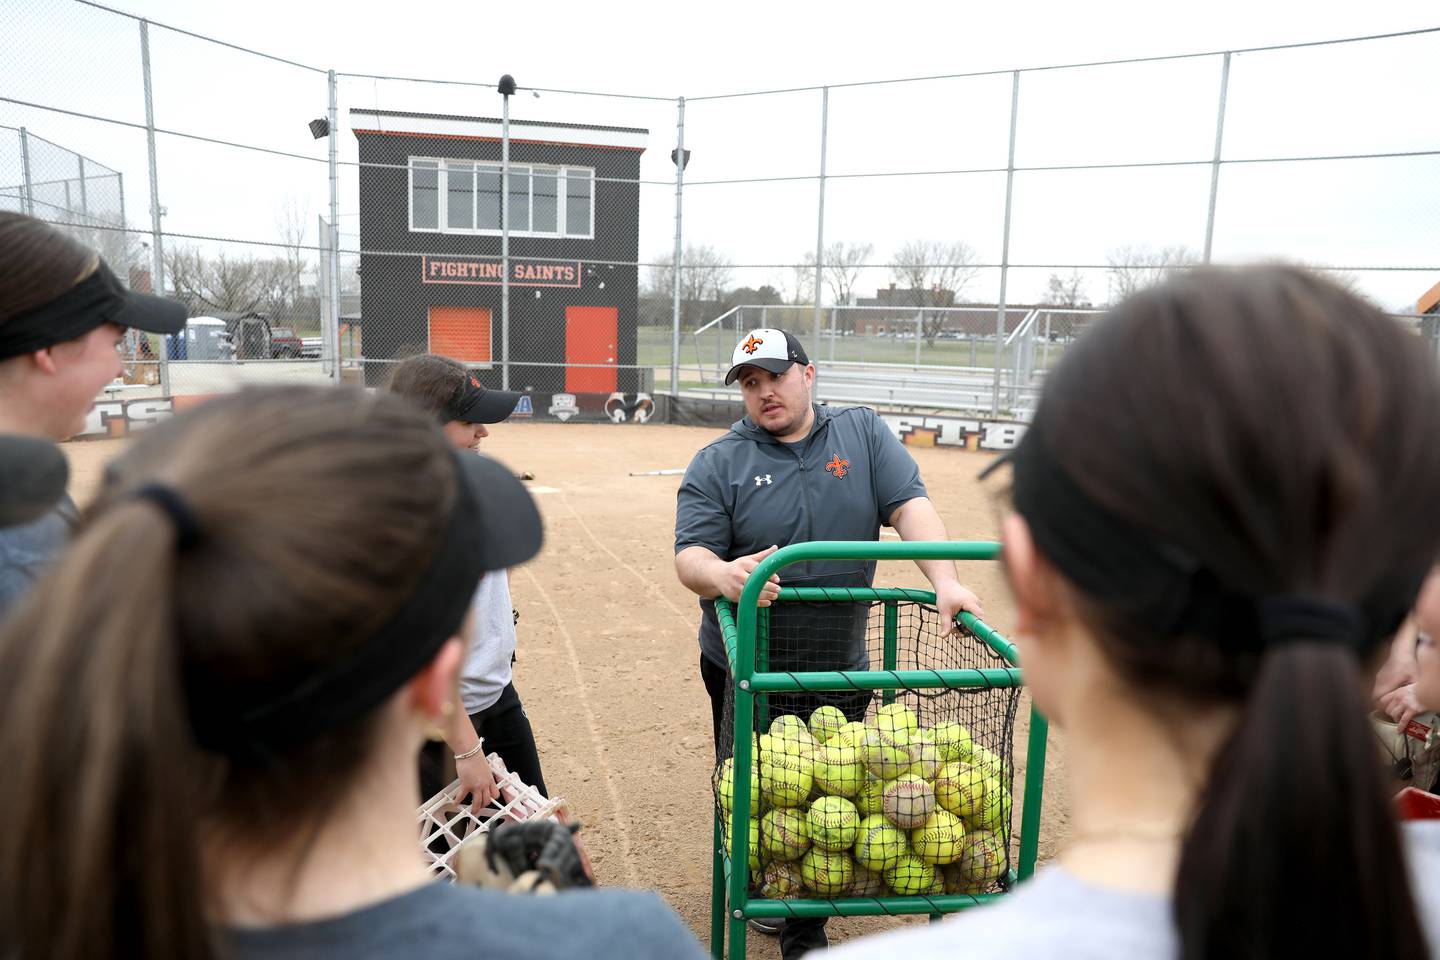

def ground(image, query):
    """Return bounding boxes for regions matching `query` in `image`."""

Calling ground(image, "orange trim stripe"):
[352,128,645,152]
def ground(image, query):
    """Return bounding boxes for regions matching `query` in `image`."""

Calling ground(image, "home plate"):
[526,485,561,494]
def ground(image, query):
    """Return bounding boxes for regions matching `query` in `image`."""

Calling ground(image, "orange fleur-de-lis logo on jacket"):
[741,335,764,355]
[824,455,850,479]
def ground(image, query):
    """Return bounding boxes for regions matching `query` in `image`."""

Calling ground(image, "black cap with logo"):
[447,370,525,424]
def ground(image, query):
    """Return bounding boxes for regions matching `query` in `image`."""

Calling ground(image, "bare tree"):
[647,244,734,326]
[1039,269,1096,343]
[785,252,817,306]
[64,223,145,283]
[891,239,981,346]
[165,246,286,316]
[822,241,872,309]
[1042,269,1090,308]
[275,198,310,329]
[1105,244,1198,303]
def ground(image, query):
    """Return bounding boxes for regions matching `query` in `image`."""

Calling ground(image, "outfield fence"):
[4,2,1437,422]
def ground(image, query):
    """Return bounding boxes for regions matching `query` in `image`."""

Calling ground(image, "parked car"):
[300,337,322,359]
[270,326,304,359]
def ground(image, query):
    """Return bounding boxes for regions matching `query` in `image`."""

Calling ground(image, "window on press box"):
[411,160,439,230]
[409,157,594,239]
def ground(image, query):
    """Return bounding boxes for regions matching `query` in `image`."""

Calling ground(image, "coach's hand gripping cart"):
[709,541,1049,959]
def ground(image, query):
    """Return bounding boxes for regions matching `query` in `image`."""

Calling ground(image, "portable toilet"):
[168,317,232,361]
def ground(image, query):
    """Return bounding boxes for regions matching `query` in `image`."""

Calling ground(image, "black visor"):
[448,371,524,424]
[0,261,187,361]
[185,449,543,758]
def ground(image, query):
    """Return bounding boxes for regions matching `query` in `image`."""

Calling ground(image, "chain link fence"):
[3,1,1437,430]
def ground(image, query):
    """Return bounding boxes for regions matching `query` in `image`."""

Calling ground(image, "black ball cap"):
[0,435,68,529]
[447,370,524,425]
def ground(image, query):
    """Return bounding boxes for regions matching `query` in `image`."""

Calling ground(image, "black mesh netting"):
[713,598,1020,904]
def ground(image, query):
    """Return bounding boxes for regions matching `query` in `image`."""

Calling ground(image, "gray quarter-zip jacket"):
[675,403,927,671]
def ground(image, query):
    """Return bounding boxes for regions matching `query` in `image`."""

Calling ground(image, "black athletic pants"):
[419,681,548,802]
[701,654,871,958]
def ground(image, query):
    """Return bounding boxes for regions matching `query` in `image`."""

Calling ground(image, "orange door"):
[428,306,492,363]
[565,306,618,393]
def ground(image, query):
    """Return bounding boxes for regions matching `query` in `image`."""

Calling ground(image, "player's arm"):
[889,497,983,629]
[675,544,782,606]
[444,704,499,812]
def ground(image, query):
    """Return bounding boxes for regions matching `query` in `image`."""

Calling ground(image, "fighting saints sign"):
[421,256,582,288]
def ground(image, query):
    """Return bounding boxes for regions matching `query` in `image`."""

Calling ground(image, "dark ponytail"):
[1019,265,1440,958]
[0,502,213,959]
[0,386,464,960]
[1175,644,1426,958]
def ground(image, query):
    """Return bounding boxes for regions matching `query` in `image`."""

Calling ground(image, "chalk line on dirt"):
[557,492,695,626]
[521,566,639,887]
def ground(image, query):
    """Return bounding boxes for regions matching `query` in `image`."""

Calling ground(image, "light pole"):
[498,74,516,391]
[669,101,688,398]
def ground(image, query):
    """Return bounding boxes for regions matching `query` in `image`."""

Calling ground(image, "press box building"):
[351,109,647,398]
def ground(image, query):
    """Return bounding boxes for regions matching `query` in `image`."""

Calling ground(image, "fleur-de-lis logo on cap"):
[741,334,764,355]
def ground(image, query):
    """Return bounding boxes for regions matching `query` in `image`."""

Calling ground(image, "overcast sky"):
[2,0,1437,310]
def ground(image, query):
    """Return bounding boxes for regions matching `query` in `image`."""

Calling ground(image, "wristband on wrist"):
[454,740,485,761]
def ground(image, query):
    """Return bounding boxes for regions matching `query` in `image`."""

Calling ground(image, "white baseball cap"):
[724,328,810,386]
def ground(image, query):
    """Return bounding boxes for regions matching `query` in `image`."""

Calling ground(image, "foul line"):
[520,566,639,887]
[557,492,695,626]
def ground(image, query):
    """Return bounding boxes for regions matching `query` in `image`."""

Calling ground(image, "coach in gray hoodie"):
[673,327,984,956]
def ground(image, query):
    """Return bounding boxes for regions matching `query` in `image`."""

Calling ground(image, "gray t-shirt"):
[827,823,1440,959]
[458,570,517,715]
[222,881,708,960]
[674,404,926,671]
[0,495,74,619]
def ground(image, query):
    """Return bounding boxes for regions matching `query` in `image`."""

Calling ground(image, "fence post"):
[992,70,1020,416]
[116,170,128,279]
[18,127,34,217]
[812,86,829,350]
[670,96,686,398]
[139,20,170,397]
[500,85,512,391]
[77,156,88,221]
[914,311,922,366]
[830,307,837,361]
[326,69,341,382]
[1202,51,1232,265]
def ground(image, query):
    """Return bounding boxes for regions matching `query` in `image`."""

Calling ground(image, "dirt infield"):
[63,422,1069,956]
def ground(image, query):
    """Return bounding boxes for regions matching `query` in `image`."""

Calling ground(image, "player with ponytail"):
[831,265,1440,959]
[0,386,704,960]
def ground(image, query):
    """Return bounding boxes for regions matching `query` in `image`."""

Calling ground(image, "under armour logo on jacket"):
[754,475,772,486]
[825,455,851,479]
